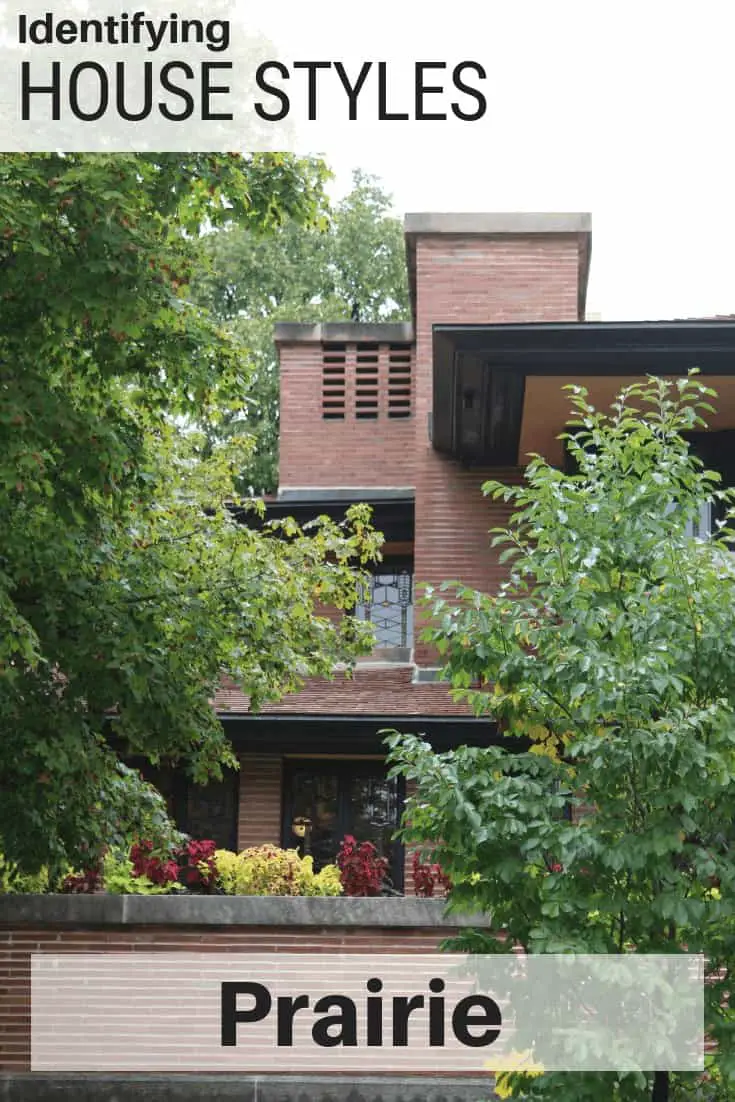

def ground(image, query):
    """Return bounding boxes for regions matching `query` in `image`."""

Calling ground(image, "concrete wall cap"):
[274,322,414,344]
[0,894,490,928]
[403,211,591,236]
[0,1074,498,1100]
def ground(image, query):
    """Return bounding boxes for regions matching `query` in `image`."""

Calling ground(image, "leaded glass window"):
[355,569,413,649]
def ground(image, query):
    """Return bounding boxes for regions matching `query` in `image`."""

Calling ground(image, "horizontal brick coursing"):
[413,236,583,328]
[412,461,524,665]
[0,924,470,1072]
[237,754,282,851]
[273,233,584,673]
[231,229,585,868]
[279,343,415,489]
[412,234,583,665]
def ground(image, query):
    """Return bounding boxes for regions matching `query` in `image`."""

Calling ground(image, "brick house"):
[145,212,735,892]
[7,213,735,1096]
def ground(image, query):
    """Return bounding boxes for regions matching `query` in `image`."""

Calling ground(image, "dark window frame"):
[129,758,240,852]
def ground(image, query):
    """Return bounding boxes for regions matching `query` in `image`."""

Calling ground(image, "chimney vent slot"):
[388,344,413,419]
[321,344,346,419]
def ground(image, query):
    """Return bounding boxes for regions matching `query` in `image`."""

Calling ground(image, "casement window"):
[354,565,413,652]
[131,759,239,851]
[282,760,404,892]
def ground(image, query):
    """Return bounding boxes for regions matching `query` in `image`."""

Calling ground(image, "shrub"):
[212,845,342,896]
[336,835,388,896]
[0,854,49,893]
[1,836,215,894]
[212,848,248,894]
[130,839,179,886]
[129,837,218,891]
[56,844,188,895]
[101,850,177,894]
[1,839,345,897]
[299,856,343,897]
[217,845,299,895]
[411,851,452,898]
[60,865,103,893]
[178,838,218,892]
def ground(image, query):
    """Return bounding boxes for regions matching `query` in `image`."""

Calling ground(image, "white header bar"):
[0,0,492,151]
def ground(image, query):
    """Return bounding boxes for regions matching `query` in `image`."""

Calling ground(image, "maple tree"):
[0,153,380,878]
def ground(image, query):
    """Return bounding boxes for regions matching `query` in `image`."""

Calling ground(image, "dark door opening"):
[282,760,404,892]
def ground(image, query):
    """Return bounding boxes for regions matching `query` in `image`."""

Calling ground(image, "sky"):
[299,1,735,323]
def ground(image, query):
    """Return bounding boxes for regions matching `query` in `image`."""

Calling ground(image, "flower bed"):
[1,838,394,897]
[2,833,453,899]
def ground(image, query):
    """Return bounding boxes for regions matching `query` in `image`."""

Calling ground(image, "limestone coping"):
[273,322,414,344]
[0,894,489,927]
[0,1073,496,1100]
[403,211,591,236]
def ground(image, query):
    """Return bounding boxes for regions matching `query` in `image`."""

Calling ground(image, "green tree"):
[191,169,410,493]
[0,153,381,879]
[387,376,735,1101]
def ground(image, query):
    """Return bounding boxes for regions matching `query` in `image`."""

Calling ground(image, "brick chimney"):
[275,322,415,494]
[403,212,592,664]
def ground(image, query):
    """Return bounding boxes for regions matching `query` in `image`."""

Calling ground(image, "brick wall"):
[414,235,583,328]
[276,231,586,664]
[412,232,584,664]
[237,754,283,851]
[278,341,415,490]
[411,463,524,664]
[0,913,480,1073]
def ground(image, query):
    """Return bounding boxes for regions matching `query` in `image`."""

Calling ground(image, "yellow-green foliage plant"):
[101,850,178,895]
[212,846,342,896]
[299,855,343,896]
[0,853,48,893]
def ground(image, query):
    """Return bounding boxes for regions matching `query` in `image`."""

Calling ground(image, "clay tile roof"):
[214,665,474,717]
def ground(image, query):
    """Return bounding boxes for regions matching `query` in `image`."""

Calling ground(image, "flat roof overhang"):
[218,713,509,754]
[432,320,735,464]
[230,493,415,546]
[435,319,735,372]
[104,713,510,758]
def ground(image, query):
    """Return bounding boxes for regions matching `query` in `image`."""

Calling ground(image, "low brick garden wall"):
[0,895,497,1101]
